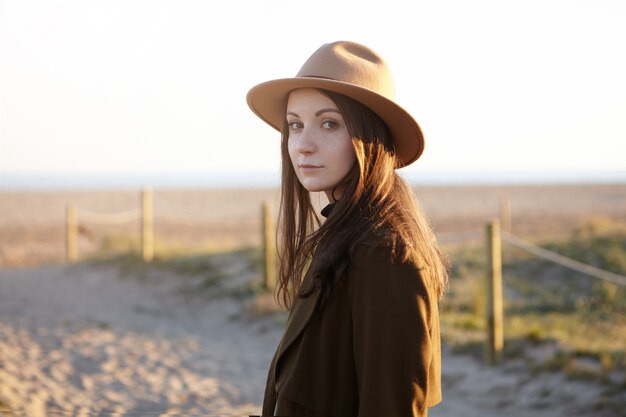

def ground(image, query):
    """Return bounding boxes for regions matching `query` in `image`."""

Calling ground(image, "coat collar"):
[320,202,335,218]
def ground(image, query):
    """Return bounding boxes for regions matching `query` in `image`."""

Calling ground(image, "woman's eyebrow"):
[286,108,341,118]
[315,108,340,117]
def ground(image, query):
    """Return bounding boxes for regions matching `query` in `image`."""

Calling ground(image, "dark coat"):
[262,241,442,417]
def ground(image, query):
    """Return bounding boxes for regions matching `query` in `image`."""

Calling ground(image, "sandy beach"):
[0,257,618,416]
[1,184,625,416]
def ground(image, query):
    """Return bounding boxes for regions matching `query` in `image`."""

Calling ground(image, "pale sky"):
[1,0,625,186]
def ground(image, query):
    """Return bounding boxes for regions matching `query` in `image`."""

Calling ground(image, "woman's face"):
[286,88,356,201]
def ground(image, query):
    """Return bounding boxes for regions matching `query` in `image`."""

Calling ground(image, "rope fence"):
[439,226,625,285]
[154,198,225,221]
[73,207,141,225]
[65,189,151,262]
[65,188,279,289]
[482,218,626,365]
[502,230,626,287]
[64,189,626,365]
[153,198,254,227]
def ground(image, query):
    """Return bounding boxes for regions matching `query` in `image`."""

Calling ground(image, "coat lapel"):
[263,273,320,415]
[272,280,320,381]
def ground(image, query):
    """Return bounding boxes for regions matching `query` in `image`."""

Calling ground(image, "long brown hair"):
[276,89,448,309]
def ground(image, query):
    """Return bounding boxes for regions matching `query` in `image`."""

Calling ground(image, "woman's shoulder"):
[352,231,426,270]
[348,237,427,295]
[346,236,434,310]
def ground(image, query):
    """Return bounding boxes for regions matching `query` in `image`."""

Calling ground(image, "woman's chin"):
[296,177,323,192]
[300,184,326,193]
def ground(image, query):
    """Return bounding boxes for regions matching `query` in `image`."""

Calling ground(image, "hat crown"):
[296,41,396,101]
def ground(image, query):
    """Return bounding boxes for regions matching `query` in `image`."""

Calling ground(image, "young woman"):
[247,41,448,417]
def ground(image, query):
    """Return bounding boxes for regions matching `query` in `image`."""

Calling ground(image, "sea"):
[1,170,626,191]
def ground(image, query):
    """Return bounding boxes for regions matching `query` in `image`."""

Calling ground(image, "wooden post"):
[486,219,504,365]
[66,205,78,262]
[142,187,154,262]
[261,201,276,290]
[499,196,511,233]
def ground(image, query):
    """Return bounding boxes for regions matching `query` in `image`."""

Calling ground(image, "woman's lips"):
[299,164,323,173]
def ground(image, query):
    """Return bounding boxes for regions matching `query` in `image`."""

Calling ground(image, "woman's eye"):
[322,120,338,129]
[288,121,303,130]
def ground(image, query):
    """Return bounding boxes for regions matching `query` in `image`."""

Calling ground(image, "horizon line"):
[2,169,626,191]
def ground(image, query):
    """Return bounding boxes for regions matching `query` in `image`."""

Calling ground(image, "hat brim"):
[246,77,424,168]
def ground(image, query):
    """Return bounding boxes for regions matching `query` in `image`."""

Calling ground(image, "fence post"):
[500,196,511,233]
[142,187,154,262]
[261,201,276,290]
[66,205,78,262]
[486,218,504,365]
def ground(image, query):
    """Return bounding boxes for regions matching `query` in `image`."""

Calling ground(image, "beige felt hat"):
[246,40,425,167]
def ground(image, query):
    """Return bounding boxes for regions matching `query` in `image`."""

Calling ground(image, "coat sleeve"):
[348,245,440,417]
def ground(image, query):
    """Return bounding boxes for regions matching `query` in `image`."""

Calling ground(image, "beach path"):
[0,261,612,417]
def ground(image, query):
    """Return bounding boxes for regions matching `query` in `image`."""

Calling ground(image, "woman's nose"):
[294,128,317,154]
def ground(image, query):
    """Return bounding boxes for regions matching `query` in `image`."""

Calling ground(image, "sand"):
[0,259,618,416]
[0,260,282,416]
